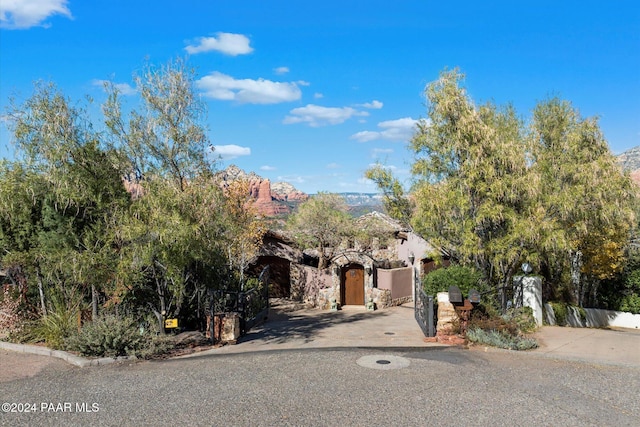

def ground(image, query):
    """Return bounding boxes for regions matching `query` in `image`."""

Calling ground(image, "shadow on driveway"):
[240,307,394,345]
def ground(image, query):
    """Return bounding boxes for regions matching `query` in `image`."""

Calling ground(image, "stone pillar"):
[209,313,240,345]
[436,291,459,335]
[522,276,543,326]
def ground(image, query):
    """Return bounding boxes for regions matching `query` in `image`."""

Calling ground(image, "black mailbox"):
[448,285,463,303]
[468,289,481,304]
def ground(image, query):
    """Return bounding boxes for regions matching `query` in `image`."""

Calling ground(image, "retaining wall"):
[544,303,640,329]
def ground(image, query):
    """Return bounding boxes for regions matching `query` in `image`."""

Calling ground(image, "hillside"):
[617,146,640,185]
[216,165,384,217]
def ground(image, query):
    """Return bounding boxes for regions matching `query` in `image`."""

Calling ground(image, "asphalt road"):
[1,346,639,427]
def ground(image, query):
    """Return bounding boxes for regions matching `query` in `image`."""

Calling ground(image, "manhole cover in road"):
[357,355,410,370]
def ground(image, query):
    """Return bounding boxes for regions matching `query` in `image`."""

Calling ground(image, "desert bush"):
[65,315,173,358]
[547,301,568,326]
[423,264,482,298]
[466,327,538,350]
[466,303,538,350]
[15,294,80,349]
[502,306,537,334]
[620,294,640,314]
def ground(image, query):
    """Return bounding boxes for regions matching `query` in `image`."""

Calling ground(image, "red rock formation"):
[216,165,308,216]
[251,179,289,216]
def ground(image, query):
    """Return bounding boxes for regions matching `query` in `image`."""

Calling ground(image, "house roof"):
[354,211,408,233]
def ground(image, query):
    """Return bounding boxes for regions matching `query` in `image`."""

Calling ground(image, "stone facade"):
[436,292,459,335]
[291,264,332,305]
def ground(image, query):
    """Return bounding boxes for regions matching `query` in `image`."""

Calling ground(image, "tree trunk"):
[570,250,583,306]
[36,270,47,317]
[91,284,98,320]
[156,276,167,335]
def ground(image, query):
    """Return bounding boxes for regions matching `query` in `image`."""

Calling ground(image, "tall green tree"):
[366,68,637,308]
[530,98,637,305]
[286,193,352,269]
[103,57,212,190]
[3,83,130,318]
[364,164,414,227]
[408,69,536,290]
[102,58,224,331]
[218,179,267,290]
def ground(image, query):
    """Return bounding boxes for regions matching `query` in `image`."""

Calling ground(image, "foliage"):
[65,315,173,358]
[501,306,537,334]
[218,180,267,289]
[2,82,131,320]
[598,248,640,314]
[530,97,637,306]
[466,327,538,350]
[467,304,538,350]
[423,264,482,298]
[364,165,414,227]
[103,57,211,190]
[0,58,259,342]
[15,292,81,349]
[547,301,568,326]
[286,192,353,268]
[545,302,586,326]
[365,67,637,307]
[408,68,538,292]
[619,294,640,315]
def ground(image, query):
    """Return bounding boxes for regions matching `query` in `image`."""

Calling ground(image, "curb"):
[0,340,137,367]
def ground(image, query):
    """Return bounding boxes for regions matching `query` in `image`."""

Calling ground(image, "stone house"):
[249,212,445,310]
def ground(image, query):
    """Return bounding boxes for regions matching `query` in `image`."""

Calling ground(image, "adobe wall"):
[377,267,413,300]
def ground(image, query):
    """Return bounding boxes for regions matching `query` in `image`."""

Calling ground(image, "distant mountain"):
[617,146,640,172]
[215,165,308,216]
[215,165,386,217]
[617,146,640,186]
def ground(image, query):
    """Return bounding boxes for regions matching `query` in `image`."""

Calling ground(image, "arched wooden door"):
[341,264,364,305]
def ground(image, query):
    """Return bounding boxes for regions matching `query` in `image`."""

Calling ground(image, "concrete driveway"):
[191,303,640,368]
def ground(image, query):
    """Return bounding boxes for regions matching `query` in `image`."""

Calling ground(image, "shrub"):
[620,294,640,314]
[466,327,538,350]
[65,315,173,358]
[423,264,482,298]
[466,303,539,350]
[502,307,537,334]
[469,305,517,336]
[16,294,80,349]
[548,301,568,326]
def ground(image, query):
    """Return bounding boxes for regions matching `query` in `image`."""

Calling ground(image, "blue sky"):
[1,1,639,194]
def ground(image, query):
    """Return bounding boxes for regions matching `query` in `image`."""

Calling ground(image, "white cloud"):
[372,148,394,157]
[277,175,306,184]
[260,165,277,171]
[274,66,289,75]
[326,162,341,169]
[357,100,383,109]
[185,32,253,56]
[351,131,379,142]
[283,104,368,127]
[368,163,397,170]
[196,72,302,104]
[350,117,420,142]
[212,144,251,160]
[0,0,72,29]
[91,79,136,96]
[314,93,324,99]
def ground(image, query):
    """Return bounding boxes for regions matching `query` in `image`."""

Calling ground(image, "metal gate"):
[414,273,435,337]
[210,266,270,339]
[239,266,270,333]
